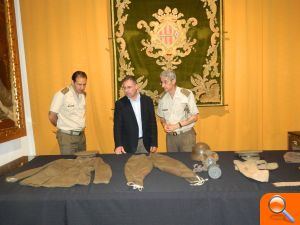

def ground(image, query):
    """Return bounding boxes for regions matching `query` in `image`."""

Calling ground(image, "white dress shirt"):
[129,93,143,138]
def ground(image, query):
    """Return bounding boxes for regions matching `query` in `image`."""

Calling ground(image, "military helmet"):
[191,142,211,161]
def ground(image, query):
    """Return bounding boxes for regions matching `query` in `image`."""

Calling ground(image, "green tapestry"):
[111,0,223,106]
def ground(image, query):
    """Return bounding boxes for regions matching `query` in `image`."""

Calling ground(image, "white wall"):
[0,0,35,166]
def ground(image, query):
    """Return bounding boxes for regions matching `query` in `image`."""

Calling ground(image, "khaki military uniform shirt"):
[157,87,199,133]
[50,85,86,131]
[6,156,112,187]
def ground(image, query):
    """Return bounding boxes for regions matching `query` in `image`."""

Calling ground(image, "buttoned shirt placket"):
[129,93,143,138]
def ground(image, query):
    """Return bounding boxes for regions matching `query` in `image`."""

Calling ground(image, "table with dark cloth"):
[0,151,299,225]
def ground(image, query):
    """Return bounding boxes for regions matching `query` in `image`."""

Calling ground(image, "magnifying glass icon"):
[268,195,295,223]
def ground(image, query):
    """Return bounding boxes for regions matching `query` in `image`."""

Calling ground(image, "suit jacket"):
[114,94,158,153]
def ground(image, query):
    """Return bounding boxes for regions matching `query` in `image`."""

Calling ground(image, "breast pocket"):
[174,102,189,118]
[162,108,170,118]
[64,100,76,113]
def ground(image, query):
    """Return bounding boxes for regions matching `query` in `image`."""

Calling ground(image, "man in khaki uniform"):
[48,71,87,155]
[157,70,199,152]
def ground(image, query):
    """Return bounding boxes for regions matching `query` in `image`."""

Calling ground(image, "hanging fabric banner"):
[111,0,223,106]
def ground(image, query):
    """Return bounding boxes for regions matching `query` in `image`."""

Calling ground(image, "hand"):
[163,123,169,132]
[164,123,179,133]
[150,146,157,153]
[115,146,126,154]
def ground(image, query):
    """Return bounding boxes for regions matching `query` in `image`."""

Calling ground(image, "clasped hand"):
[163,123,179,133]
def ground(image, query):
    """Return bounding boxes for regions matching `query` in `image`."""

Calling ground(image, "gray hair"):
[160,70,176,81]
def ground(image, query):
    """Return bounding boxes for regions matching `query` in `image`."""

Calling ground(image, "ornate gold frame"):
[0,0,26,143]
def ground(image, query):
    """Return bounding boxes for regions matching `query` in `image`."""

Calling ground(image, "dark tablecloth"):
[0,151,299,225]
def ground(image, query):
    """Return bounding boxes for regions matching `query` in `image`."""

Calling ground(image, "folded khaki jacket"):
[6,156,112,187]
[125,153,207,191]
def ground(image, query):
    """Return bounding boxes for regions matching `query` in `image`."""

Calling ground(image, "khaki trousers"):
[125,153,203,190]
[56,130,86,155]
[166,128,196,152]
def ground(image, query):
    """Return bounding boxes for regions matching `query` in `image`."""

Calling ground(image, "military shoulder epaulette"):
[60,87,69,94]
[180,88,191,97]
[159,92,167,99]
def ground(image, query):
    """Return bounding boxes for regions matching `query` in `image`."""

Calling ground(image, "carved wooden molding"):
[0,0,26,143]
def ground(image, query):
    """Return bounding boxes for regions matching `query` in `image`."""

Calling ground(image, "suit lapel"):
[140,94,145,124]
[125,96,138,126]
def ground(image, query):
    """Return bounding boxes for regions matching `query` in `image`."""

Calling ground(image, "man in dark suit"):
[114,76,158,154]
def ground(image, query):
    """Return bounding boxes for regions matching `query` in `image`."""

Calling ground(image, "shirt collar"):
[69,84,83,97]
[174,86,180,96]
[69,84,76,94]
[167,86,179,99]
[129,93,141,102]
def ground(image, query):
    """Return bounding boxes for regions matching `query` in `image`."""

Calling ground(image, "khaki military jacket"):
[50,85,86,131]
[157,86,199,132]
[6,156,112,187]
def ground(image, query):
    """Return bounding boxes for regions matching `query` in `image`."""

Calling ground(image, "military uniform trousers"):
[166,128,196,152]
[125,153,204,190]
[56,130,86,155]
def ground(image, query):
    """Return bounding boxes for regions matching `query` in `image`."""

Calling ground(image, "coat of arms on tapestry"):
[111,0,223,106]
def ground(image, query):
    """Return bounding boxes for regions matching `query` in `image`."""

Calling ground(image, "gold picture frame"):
[0,0,26,143]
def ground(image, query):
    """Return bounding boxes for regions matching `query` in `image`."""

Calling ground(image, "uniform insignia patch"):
[180,88,190,97]
[61,87,69,95]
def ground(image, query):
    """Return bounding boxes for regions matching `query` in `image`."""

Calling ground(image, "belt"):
[59,129,83,136]
[169,128,192,136]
